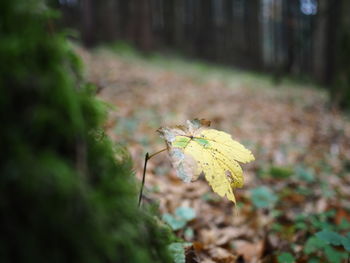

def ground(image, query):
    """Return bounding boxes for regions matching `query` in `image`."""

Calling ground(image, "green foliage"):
[175,206,196,221]
[0,1,171,262]
[295,211,337,232]
[162,214,187,231]
[303,230,349,262]
[294,166,315,183]
[250,186,278,208]
[342,233,350,252]
[257,165,294,180]
[324,246,348,263]
[168,242,192,263]
[315,230,343,246]
[277,252,295,263]
[269,166,294,179]
[272,209,350,261]
[338,218,350,230]
[304,237,328,254]
[162,207,196,231]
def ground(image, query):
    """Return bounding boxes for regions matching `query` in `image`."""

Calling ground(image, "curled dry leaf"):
[232,240,265,262]
[208,247,236,263]
[158,119,255,203]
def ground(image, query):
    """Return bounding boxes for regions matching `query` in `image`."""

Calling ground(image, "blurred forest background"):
[57,0,350,108]
[2,0,350,263]
[53,0,350,262]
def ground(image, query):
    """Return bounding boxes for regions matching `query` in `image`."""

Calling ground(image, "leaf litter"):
[77,46,350,262]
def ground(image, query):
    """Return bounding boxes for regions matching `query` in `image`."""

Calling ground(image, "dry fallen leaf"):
[158,119,254,203]
[208,247,236,263]
[232,240,264,262]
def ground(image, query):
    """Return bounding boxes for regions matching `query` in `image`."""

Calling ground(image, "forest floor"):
[77,45,350,263]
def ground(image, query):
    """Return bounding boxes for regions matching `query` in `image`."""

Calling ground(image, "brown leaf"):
[208,247,236,263]
[232,240,264,262]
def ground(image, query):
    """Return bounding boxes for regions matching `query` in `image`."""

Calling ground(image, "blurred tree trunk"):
[81,0,95,46]
[173,0,185,50]
[97,0,118,42]
[312,0,328,83]
[330,0,350,109]
[245,0,262,69]
[195,0,212,59]
[284,2,295,75]
[325,0,339,85]
[128,0,153,50]
[138,0,153,50]
[163,0,175,46]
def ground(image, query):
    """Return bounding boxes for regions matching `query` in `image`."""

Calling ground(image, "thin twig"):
[138,152,149,207]
[138,148,167,207]
[148,148,167,159]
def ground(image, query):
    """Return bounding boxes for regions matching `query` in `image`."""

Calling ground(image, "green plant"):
[277,252,295,263]
[168,242,192,263]
[162,207,196,231]
[250,186,278,209]
[294,212,350,262]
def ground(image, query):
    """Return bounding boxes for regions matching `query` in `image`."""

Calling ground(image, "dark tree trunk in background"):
[163,0,175,46]
[128,0,153,50]
[118,1,130,39]
[81,0,95,46]
[138,0,153,50]
[96,0,118,42]
[173,0,185,50]
[330,0,350,109]
[195,0,213,59]
[325,0,340,85]
[271,0,283,83]
[284,2,295,75]
[312,0,328,83]
[246,0,261,69]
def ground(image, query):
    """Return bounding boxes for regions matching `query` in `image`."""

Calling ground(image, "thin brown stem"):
[138,148,167,207]
[148,148,167,159]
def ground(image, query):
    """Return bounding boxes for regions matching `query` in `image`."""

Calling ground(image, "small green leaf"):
[168,242,192,263]
[341,233,350,252]
[338,218,350,230]
[310,216,334,230]
[271,223,283,232]
[269,166,293,179]
[324,246,347,263]
[295,166,315,182]
[250,186,278,208]
[296,186,313,196]
[307,258,321,263]
[304,237,327,254]
[162,213,186,231]
[277,252,295,263]
[321,182,334,198]
[175,206,196,222]
[295,221,307,230]
[315,230,343,246]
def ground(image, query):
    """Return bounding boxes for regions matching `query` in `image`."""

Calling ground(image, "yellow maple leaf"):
[158,119,254,203]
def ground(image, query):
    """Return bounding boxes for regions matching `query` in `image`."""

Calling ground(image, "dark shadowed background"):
[56,0,350,108]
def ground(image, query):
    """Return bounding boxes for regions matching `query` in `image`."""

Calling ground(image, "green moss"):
[0,1,171,262]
